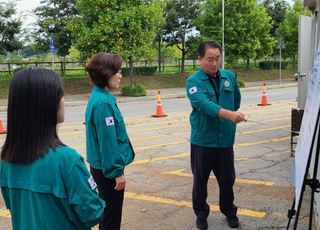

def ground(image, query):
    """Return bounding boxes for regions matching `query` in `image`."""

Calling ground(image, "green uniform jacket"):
[0,146,106,230]
[85,86,135,179]
[186,68,241,148]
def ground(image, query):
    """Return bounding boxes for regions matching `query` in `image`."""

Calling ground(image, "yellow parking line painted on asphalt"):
[124,192,266,218]
[134,140,189,150]
[127,118,189,127]
[60,131,190,142]
[0,124,292,146]
[234,136,290,147]
[72,140,189,150]
[259,117,290,123]
[58,124,290,141]
[131,153,190,165]
[130,131,190,141]
[130,125,290,140]
[0,209,11,218]
[60,121,84,125]
[132,153,247,165]
[133,135,291,151]
[62,137,84,141]
[56,114,289,134]
[58,131,84,136]
[162,169,275,186]
[237,125,290,135]
[237,208,266,218]
[71,135,291,150]
[123,112,190,121]
[76,114,289,130]
[58,125,83,130]
[56,115,289,134]
[239,108,292,117]
[127,124,188,133]
[238,117,289,127]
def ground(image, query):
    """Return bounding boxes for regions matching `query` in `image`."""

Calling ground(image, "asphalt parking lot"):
[0,96,317,230]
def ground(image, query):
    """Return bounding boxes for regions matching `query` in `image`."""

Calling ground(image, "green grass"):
[119,67,297,89]
[237,68,297,82]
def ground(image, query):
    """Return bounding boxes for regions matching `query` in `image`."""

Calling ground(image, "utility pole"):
[222,0,225,69]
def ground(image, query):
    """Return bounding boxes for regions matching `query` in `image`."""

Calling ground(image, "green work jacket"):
[186,68,241,148]
[0,146,105,230]
[85,86,134,179]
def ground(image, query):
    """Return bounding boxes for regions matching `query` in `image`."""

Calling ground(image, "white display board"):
[294,44,320,210]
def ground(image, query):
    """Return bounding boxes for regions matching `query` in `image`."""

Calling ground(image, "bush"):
[121,66,157,77]
[274,61,287,69]
[121,84,146,97]
[259,61,287,70]
[0,78,11,97]
[237,80,246,88]
[259,61,274,70]
[0,73,12,78]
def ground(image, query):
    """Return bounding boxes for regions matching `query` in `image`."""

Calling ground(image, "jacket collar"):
[93,85,116,103]
[199,67,226,81]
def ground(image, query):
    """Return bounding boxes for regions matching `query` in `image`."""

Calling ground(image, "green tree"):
[195,0,274,73]
[9,52,23,62]
[153,42,182,60]
[186,36,203,60]
[162,0,200,73]
[21,45,37,58]
[0,2,23,56]
[33,0,78,57]
[70,0,165,86]
[276,0,310,67]
[260,0,289,37]
[68,46,80,62]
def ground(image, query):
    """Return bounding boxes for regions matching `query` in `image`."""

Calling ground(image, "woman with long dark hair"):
[0,67,105,230]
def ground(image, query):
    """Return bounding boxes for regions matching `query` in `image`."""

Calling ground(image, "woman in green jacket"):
[0,67,105,230]
[85,52,135,230]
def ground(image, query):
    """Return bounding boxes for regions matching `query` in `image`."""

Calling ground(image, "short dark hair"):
[85,52,123,88]
[198,41,222,58]
[1,67,65,164]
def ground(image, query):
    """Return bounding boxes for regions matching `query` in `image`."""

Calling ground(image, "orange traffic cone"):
[0,115,6,134]
[258,83,271,106]
[152,91,167,117]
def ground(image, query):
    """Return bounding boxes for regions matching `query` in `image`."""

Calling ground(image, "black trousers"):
[191,144,237,219]
[90,166,124,230]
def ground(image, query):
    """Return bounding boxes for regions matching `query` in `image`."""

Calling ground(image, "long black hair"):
[1,67,65,164]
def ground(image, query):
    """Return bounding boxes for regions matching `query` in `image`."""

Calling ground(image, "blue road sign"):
[50,34,56,53]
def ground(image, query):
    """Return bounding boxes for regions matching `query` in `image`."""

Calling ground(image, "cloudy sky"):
[14,0,40,26]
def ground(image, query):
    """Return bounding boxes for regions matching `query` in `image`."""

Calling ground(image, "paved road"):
[0,85,317,230]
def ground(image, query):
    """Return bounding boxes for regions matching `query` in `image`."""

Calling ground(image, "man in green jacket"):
[186,41,246,229]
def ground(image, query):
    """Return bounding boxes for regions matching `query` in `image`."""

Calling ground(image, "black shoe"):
[196,217,208,229]
[227,216,239,228]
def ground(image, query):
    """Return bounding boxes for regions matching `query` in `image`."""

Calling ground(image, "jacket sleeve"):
[234,79,241,111]
[67,158,105,228]
[186,78,222,117]
[94,101,124,179]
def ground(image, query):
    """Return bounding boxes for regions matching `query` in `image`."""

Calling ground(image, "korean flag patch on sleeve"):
[189,86,197,94]
[88,175,97,190]
[106,117,115,126]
